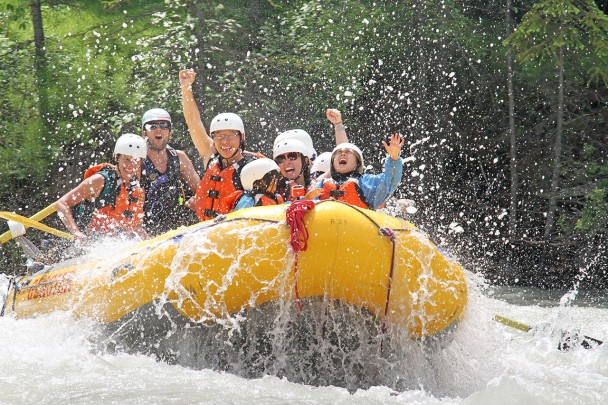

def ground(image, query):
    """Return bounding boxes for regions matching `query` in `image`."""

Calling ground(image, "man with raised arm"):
[179,69,258,221]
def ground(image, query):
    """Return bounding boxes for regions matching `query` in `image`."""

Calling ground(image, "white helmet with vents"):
[210,113,245,134]
[273,139,308,160]
[273,129,316,160]
[240,158,280,191]
[114,133,147,159]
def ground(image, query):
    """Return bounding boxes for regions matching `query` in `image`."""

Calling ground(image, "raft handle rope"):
[285,200,316,312]
[378,227,397,340]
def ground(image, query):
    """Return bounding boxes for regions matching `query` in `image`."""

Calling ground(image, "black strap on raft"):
[329,190,345,198]
[204,209,218,218]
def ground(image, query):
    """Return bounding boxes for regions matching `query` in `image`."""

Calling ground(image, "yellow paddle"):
[0,203,58,244]
[494,314,603,350]
[0,211,73,241]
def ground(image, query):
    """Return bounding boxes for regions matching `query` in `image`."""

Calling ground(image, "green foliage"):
[577,185,608,235]
[505,0,608,85]
[0,0,606,281]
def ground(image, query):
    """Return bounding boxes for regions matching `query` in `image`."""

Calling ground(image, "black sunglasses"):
[144,121,171,131]
[274,152,300,164]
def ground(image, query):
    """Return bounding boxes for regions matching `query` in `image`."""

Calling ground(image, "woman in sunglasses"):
[272,138,313,201]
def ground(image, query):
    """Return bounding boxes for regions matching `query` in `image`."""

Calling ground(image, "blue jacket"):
[316,156,403,209]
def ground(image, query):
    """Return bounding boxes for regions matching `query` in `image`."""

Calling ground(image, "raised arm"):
[179,69,216,168]
[326,109,349,145]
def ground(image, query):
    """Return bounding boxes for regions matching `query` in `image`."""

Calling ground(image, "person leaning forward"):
[55,134,149,241]
[140,108,200,236]
[179,68,258,221]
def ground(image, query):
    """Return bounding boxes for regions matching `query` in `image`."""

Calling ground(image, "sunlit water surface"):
[1,240,607,404]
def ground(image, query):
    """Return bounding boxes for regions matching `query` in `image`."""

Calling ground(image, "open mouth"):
[220,146,236,155]
[338,157,348,165]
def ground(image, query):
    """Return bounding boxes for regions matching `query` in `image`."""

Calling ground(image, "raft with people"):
[1,200,467,341]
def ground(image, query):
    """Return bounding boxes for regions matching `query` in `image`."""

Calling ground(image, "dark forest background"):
[1,0,607,289]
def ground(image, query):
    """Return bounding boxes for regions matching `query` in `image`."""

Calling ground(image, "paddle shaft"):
[494,314,603,350]
[0,210,73,241]
[0,203,57,244]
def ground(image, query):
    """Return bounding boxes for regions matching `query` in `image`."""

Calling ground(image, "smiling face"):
[211,129,242,159]
[275,152,304,182]
[117,154,142,181]
[142,121,172,152]
[332,148,359,174]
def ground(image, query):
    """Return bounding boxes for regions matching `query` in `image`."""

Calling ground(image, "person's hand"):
[383,133,404,160]
[185,195,196,210]
[72,230,88,242]
[326,109,342,125]
[266,177,279,194]
[179,69,196,90]
[304,188,323,200]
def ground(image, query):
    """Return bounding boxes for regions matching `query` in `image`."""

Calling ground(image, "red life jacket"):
[84,164,145,235]
[319,178,370,209]
[195,154,255,221]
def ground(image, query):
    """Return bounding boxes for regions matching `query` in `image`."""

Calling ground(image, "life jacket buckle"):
[204,209,218,218]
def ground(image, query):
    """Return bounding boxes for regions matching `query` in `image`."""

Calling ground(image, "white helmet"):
[209,113,245,134]
[273,138,308,159]
[114,133,147,159]
[273,129,317,160]
[331,143,364,174]
[142,108,171,129]
[310,151,332,174]
[240,158,280,191]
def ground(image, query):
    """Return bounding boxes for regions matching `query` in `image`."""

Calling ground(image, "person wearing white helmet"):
[311,134,405,210]
[140,108,200,236]
[55,134,149,240]
[272,108,349,184]
[180,69,261,221]
[310,151,332,180]
[272,138,313,201]
[231,158,284,210]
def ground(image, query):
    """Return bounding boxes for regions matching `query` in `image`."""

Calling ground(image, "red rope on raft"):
[285,200,316,311]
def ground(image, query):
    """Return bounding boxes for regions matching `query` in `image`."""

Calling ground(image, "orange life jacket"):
[257,194,284,206]
[319,178,370,209]
[195,154,255,220]
[84,165,145,235]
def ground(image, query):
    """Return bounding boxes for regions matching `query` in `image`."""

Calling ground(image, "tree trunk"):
[544,45,565,243]
[30,0,50,129]
[506,0,518,238]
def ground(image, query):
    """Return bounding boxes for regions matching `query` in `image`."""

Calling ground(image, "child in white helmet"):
[311,134,404,210]
[232,158,284,210]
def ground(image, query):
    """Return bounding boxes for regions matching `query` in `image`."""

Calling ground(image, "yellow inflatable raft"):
[1,201,467,339]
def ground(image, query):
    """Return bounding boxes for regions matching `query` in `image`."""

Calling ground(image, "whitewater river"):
[1,271,607,404]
